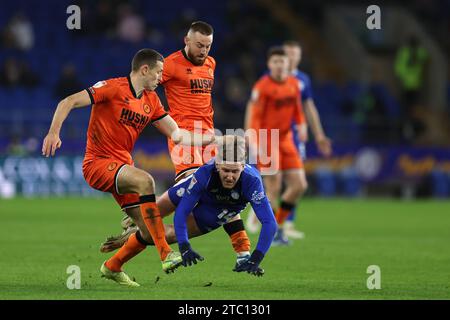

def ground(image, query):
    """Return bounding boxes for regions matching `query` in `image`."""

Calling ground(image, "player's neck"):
[129,73,144,98]
[269,74,288,83]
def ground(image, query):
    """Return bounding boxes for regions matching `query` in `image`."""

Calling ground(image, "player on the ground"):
[105,136,277,280]
[102,21,253,263]
[246,41,333,240]
[245,46,307,246]
[42,49,214,286]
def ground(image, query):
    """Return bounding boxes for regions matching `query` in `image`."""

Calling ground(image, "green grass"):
[0,197,449,299]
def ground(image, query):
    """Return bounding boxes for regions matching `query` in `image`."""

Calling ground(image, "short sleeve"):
[148,93,168,123]
[86,80,116,104]
[161,58,175,85]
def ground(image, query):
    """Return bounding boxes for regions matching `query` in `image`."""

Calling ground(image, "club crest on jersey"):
[143,104,151,114]
[176,187,185,197]
[208,68,214,77]
[231,191,240,200]
[107,162,117,171]
[251,190,265,204]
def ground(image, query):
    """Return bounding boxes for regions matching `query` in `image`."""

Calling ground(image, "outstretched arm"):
[152,115,215,146]
[42,90,92,157]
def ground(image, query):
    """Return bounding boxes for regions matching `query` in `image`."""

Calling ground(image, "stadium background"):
[0,0,449,300]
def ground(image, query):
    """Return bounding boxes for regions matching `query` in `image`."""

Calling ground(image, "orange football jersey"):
[249,74,305,136]
[161,49,216,132]
[84,76,168,164]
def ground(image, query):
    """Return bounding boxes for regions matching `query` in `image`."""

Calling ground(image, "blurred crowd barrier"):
[1,141,449,199]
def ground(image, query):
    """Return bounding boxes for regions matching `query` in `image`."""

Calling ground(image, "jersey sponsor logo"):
[107,162,117,171]
[275,96,297,108]
[119,108,150,131]
[190,78,213,94]
[251,190,265,204]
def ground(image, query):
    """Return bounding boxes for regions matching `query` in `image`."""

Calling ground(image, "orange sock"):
[139,195,172,261]
[230,230,251,253]
[276,201,296,225]
[106,232,146,272]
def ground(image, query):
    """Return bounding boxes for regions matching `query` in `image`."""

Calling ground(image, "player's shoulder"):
[242,164,263,183]
[194,160,216,182]
[92,77,126,88]
[254,74,270,89]
[295,70,311,83]
[205,55,216,68]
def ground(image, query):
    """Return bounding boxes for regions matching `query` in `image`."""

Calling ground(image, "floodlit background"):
[0,0,449,300]
[1,0,449,198]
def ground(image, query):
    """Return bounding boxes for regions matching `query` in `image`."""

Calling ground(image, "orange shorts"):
[82,157,140,209]
[167,138,216,179]
[257,135,303,173]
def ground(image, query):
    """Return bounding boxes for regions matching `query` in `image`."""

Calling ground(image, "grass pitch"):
[0,197,449,299]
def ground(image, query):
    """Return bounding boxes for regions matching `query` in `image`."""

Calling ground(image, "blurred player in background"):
[102,21,253,267]
[246,41,332,240]
[42,49,214,286]
[106,136,276,280]
[245,47,307,246]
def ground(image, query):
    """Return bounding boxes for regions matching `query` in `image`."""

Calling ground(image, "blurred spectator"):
[6,135,28,156]
[1,12,34,51]
[93,0,118,36]
[394,36,428,141]
[116,4,145,43]
[54,63,83,99]
[0,58,40,87]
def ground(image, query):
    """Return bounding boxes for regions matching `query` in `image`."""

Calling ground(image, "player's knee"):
[299,178,308,194]
[135,173,156,195]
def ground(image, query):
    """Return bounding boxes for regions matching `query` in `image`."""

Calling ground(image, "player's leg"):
[114,165,179,266]
[283,169,307,239]
[223,215,252,267]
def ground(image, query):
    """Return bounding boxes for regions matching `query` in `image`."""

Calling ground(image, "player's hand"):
[232,250,264,277]
[315,135,332,157]
[179,243,204,267]
[42,132,62,157]
[298,124,308,143]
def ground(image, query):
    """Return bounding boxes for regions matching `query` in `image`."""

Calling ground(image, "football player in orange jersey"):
[245,47,308,246]
[101,22,254,269]
[42,49,214,286]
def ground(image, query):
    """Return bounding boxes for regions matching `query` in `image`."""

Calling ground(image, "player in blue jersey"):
[103,136,277,281]
[246,41,332,243]
[172,135,277,275]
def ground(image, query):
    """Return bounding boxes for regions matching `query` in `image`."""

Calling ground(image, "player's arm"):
[173,173,205,267]
[244,88,263,153]
[42,90,92,157]
[293,92,308,143]
[152,115,215,146]
[303,98,332,157]
[234,176,277,275]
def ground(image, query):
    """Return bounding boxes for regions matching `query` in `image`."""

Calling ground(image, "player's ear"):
[184,35,189,46]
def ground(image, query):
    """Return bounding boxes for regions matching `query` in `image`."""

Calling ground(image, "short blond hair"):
[216,135,246,164]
